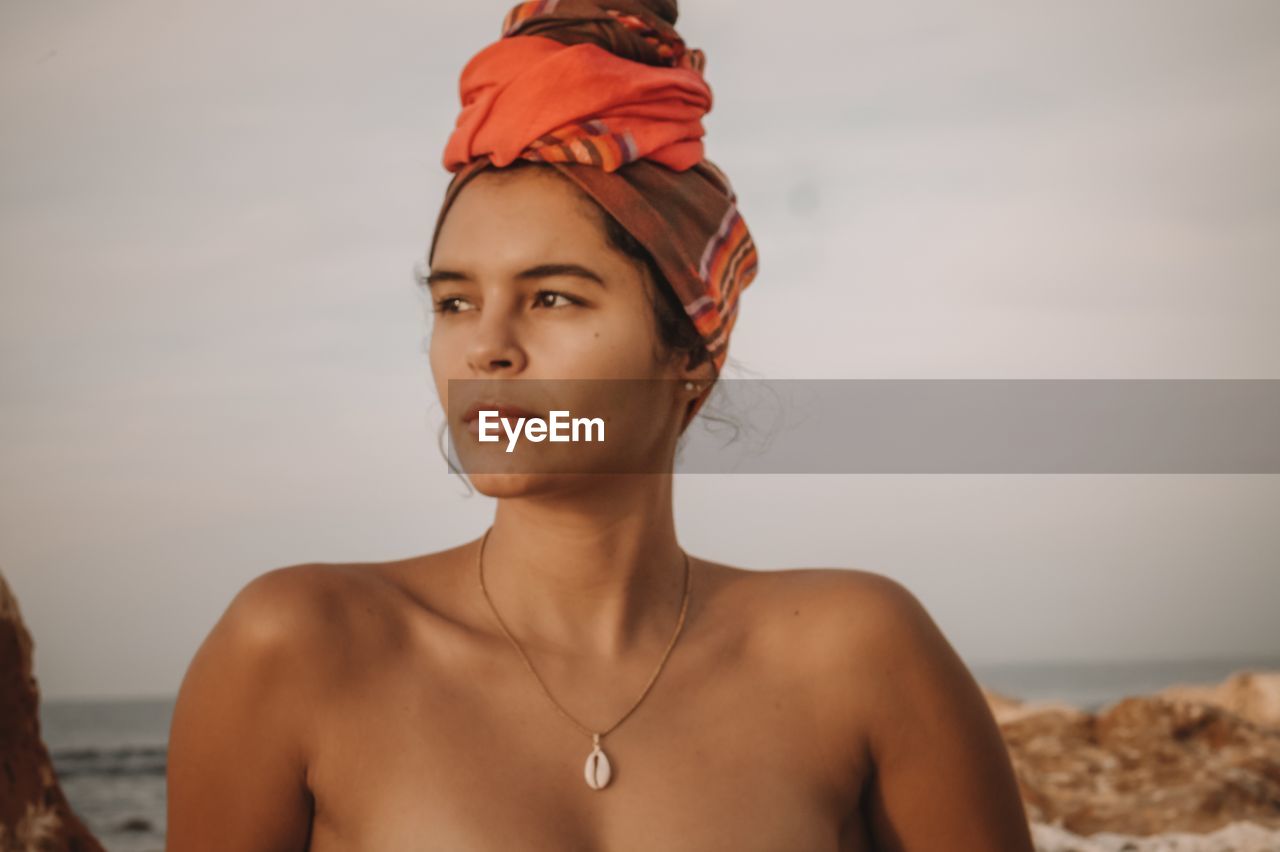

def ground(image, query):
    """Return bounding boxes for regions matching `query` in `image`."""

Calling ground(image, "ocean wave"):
[50,745,168,779]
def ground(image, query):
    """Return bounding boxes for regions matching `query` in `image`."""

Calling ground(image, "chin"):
[464,470,610,499]
[450,434,671,496]
[466,471,551,498]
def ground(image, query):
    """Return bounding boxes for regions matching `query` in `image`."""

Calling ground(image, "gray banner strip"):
[444,380,1280,473]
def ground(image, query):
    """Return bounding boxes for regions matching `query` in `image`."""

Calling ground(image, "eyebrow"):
[423,263,606,289]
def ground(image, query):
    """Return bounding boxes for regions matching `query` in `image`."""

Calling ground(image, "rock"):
[1158,672,1280,730]
[0,569,105,852]
[113,816,153,833]
[986,672,1280,837]
[984,686,1089,726]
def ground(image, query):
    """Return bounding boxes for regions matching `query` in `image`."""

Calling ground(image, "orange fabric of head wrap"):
[429,0,758,418]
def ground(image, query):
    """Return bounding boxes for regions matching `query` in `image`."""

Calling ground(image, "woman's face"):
[426,166,712,496]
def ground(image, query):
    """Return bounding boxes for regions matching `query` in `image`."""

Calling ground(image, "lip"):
[461,401,541,425]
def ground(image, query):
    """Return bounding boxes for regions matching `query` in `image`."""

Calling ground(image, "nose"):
[465,303,527,374]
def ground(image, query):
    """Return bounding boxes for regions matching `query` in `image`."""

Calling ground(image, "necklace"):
[475,525,693,791]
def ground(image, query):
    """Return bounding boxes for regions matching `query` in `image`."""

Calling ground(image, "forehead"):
[434,167,609,260]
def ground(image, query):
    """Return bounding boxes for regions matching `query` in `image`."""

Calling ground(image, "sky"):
[1,0,1277,700]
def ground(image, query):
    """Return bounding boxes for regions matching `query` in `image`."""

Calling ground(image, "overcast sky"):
[2,0,1278,700]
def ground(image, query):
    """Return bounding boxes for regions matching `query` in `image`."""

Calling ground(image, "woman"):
[165,2,1035,850]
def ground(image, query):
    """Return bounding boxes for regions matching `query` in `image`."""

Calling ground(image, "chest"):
[304,608,872,850]
[316,737,846,851]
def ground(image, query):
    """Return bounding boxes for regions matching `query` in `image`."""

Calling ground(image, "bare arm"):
[855,575,1035,851]
[165,566,322,851]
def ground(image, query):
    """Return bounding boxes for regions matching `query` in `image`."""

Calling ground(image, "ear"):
[676,357,717,431]
[677,352,717,387]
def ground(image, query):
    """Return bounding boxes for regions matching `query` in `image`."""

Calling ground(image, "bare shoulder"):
[181,560,415,708]
[216,562,389,651]
[706,561,929,644]
[793,566,944,653]
[166,562,388,850]
[214,544,497,665]
[729,566,1034,848]
[755,565,969,681]
[169,567,410,756]
[170,563,350,734]
[720,564,1033,846]
[706,563,965,717]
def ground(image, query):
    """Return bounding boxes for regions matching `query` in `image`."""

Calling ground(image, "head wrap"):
[429,0,758,418]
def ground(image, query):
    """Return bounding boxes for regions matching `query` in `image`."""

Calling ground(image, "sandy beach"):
[1033,820,1280,852]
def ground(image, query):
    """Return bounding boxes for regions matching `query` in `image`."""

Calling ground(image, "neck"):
[473,475,690,661]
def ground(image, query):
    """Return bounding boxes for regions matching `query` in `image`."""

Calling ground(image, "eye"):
[534,290,581,309]
[432,296,474,314]
[432,291,581,315]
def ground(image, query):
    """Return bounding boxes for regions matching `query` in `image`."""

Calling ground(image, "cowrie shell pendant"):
[583,733,612,790]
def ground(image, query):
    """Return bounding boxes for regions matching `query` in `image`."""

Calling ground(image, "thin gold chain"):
[475,525,692,740]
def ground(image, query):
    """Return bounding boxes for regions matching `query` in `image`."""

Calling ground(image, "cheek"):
[558,305,662,375]
[428,319,468,361]
[427,329,460,398]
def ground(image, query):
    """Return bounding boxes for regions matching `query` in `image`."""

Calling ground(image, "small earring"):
[684,381,696,391]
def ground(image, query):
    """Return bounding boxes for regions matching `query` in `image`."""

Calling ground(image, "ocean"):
[40,698,171,852]
[38,657,1280,851]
